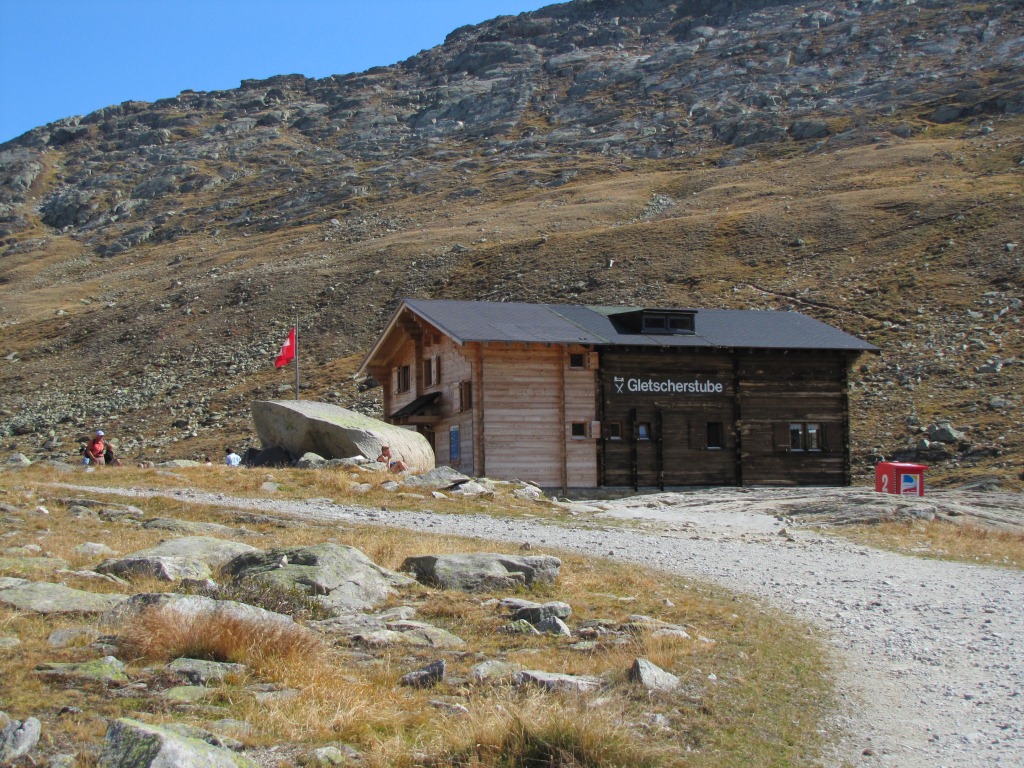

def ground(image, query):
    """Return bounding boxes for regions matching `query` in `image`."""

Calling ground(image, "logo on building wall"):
[612,376,724,395]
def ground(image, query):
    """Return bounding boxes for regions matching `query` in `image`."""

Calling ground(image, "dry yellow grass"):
[834,519,1024,570]
[0,469,839,766]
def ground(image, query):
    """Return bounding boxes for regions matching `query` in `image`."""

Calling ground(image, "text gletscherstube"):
[615,376,724,394]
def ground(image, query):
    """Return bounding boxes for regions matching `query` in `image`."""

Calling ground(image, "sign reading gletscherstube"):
[613,375,725,395]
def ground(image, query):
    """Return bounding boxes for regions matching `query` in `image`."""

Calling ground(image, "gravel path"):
[58,483,1024,768]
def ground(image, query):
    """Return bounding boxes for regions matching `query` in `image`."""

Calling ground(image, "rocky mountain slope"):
[0,0,1022,485]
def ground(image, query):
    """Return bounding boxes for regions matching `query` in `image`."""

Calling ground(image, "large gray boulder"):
[99,718,259,767]
[221,543,415,613]
[96,537,259,582]
[0,716,41,765]
[401,553,562,592]
[251,400,435,472]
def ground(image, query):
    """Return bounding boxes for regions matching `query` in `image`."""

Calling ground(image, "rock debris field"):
[55,483,1024,768]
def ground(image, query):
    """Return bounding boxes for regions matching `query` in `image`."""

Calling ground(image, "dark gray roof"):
[403,299,878,352]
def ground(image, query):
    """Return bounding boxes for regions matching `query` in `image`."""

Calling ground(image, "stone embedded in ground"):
[252,688,300,705]
[103,593,296,629]
[0,580,127,615]
[401,466,471,489]
[47,627,101,648]
[384,620,465,648]
[620,615,690,635]
[36,655,130,684]
[221,542,415,613]
[510,600,573,624]
[167,658,248,685]
[304,744,363,766]
[296,451,327,469]
[160,723,244,752]
[141,518,241,536]
[96,536,258,582]
[512,482,545,501]
[500,619,541,635]
[629,658,680,692]
[399,659,446,688]
[536,616,572,636]
[73,542,118,557]
[450,480,490,496]
[98,717,260,767]
[513,670,603,694]
[401,553,562,592]
[251,400,435,472]
[471,660,523,683]
[164,686,219,703]
[0,716,41,765]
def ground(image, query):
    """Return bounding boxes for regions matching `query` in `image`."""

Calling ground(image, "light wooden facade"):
[358,300,877,491]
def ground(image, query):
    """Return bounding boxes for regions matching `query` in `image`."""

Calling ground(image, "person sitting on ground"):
[84,431,106,465]
[376,445,408,472]
[103,443,123,467]
[225,447,242,467]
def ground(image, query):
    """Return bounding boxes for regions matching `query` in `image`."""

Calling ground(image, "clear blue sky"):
[0,0,550,144]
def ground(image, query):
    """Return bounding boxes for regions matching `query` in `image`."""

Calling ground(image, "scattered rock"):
[141,518,242,536]
[167,658,248,685]
[36,655,130,684]
[536,616,572,636]
[401,553,562,592]
[73,542,118,557]
[509,599,573,624]
[221,542,415,613]
[47,627,101,648]
[399,659,446,688]
[513,670,603,694]
[99,717,260,767]
[96,536,259,582]
[0,716,41,765]
[103,592,296,629]
[628,658,680,692]
[0,580,127,615]
[400,466,472,490]
[471,659,523,683]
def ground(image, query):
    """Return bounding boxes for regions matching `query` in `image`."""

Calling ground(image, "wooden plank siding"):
[599,348,737,487]
[477,343,597,489]
[736,351,849,486]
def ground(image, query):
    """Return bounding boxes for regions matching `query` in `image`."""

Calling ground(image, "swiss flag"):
[275,327,296,368]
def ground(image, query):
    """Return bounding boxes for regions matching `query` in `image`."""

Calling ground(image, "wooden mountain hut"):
[356,299,879,492]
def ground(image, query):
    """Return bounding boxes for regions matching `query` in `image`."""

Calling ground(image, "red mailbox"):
[875,462,927,497]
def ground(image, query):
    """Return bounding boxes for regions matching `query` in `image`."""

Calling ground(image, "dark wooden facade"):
[598,348,850,488]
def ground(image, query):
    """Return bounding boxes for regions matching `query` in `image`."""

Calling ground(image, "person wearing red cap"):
[84,431,106,465]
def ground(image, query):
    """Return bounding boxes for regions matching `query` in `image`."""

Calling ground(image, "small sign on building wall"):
[449,425,460,463]
[612,375,725,395]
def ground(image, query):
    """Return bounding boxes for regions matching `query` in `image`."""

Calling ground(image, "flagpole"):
[294,312,299,401]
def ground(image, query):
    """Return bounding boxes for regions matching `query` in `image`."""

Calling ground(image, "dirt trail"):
[54,483,1024,768]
